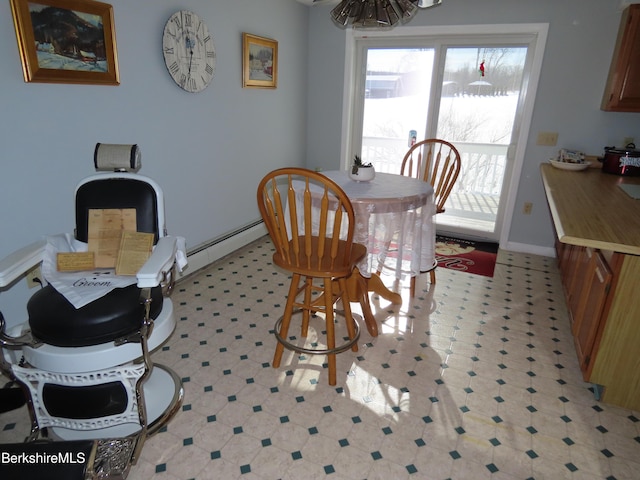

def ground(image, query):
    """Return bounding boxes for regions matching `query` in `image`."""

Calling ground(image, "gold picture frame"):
[242,33,277,89]
[10,0,119,85]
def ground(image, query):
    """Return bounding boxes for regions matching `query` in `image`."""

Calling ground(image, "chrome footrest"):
[274,310,360,357]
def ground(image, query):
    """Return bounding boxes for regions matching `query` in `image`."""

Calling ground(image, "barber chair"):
[0,144,185,474]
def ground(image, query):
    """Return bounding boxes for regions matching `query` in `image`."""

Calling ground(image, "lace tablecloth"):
[322,170,435,279]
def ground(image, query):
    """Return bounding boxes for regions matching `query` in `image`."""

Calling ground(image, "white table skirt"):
[307,170,436,279]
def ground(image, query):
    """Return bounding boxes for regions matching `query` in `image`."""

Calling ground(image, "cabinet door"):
[572,250,612,378]
[566,246,590,327]
[602,5,640,111]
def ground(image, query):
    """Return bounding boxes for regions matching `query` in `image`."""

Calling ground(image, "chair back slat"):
[400,139,461,214]
[257,168,358,276]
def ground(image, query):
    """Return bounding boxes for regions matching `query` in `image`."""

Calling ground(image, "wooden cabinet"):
[602,5,640,111]
[559,246,613,379]
[571,249,612,377]
[541,164,640,411]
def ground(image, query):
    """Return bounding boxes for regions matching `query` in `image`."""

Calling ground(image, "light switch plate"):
[537,132,559,146]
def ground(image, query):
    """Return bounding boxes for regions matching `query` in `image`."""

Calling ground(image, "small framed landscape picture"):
[10,0,119,85]
[242,33,277,89]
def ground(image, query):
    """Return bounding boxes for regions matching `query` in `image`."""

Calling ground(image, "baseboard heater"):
[178,219,267,279]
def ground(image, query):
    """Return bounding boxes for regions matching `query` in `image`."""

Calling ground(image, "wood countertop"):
[540,163,640,256]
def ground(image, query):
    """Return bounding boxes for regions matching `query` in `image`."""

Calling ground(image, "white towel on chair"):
[42,234,138,309]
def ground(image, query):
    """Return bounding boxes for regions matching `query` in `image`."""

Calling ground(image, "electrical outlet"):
[536,132,558,146]
[523,202,533,215]
[26,266,42,288]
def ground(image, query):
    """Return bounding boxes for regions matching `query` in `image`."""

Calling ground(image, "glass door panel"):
[435,46,528,238]
[361,48,435,174]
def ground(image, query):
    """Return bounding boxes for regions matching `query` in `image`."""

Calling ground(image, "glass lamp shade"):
[331,0,440,28]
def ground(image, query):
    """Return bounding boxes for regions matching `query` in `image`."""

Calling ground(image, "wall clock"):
[162,10,215,93]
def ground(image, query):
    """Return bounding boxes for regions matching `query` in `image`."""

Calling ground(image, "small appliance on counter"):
[600,143,640,176]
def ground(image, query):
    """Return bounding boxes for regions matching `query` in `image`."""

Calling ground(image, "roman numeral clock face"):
[162,11,215,93]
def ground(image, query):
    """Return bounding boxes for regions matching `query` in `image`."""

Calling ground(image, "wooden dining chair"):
[256,168,367,385]
[378,139,462,296]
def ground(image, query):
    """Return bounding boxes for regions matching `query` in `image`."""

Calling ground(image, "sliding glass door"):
[350,30,541,243]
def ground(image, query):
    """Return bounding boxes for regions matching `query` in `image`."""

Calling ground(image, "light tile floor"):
[2,236,640,479]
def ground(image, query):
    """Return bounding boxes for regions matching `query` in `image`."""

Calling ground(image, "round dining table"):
[321,170,435,336]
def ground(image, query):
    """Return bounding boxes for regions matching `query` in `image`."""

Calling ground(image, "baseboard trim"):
[502,241,556,258]
[178,221,267,279]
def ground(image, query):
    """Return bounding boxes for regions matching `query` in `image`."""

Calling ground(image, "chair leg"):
[273,274,300,369]
[430,268,436,284]
[410,275,416,298]
[323,278,337,386]
[301,277,313,337]
[338,278,359,353]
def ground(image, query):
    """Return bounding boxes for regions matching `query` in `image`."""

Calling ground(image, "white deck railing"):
[362,137,506,220]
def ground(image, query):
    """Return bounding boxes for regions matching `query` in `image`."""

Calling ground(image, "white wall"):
[306,0,640,252]
[0,0,309,261]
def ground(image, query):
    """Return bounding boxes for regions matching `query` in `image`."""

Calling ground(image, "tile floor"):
[2,236,640,479]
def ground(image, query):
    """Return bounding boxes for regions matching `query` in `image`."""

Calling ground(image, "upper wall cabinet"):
[602,5,640,112]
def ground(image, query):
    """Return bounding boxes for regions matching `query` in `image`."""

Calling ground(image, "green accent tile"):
[371,451,382,460]
[382,426,393,435]
[527,426,538,434]
[486,463,499,473]
[156,463,167,473]
[324,465,335,474]
[527,405,537,413]
[352,416,361,424]
[261,438,271,447]
[449,450,461,460]
[233,426,243,434]
[280,416,289,424]
[339,438,349,447]
[489,438,500,446]
[601,449,614,458]
[492,416,503,423]
[415,438,426,447]
[406,464,418,474]
[560,415,572,423]
[292,451,302,460]
[565,463,578,472]
[526,450,538,459]
[240,464,251,474]
[309,427,318,435]
[210,451,221,460]
[183,437,193,446]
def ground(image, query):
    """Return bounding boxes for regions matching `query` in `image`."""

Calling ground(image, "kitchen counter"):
[540,163,640,255]
[541,162,640,410]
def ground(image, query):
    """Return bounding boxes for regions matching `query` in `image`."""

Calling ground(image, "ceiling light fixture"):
[330,0,441,28]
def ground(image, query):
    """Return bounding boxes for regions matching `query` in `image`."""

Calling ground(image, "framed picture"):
[242,33,277,89]
[10,0,119,85]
